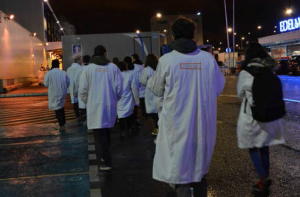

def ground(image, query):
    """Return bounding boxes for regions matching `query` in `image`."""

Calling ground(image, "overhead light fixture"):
[156,13,162,18]
[5,14,14,20]
[227,28,233,32]
[30,32,37,37]
[258,26,262,29]
[136,30,140,34]
[197,12,201,15]
[218,48,221,51]
[274,30,276,33]
[44,0,48,2]
[57,21,60,24]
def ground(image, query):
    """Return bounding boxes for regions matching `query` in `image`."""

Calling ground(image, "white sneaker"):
[99,165,112,171]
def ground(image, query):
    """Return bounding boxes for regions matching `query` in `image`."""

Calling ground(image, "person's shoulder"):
[159,52,172,64]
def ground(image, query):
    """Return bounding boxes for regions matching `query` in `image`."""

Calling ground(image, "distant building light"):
[197,12,201,15]
[156,13,162,18]
[242,37,245,40]
[274,30,276,33]
[286,9,293,15]
[236,44,239,47]
[218,48,221,51]
[220,42,222,44]
[207,40,209,42]
[258,25,262,29]
[228,28,233,32]
[5,14,15,20]
[234,33,237,35]
[136,30,140,34]
[60,28,64,31]
[274,26,277,28]
[248,32,251,35]
[46,43,49,46]
[57,21,60,24]
[163,29,167,33]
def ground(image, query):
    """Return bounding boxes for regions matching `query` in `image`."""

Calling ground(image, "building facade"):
[0,11,47,93]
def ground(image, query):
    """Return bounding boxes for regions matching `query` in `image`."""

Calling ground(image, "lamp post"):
[224,0,231,67]
[233,0,235,68]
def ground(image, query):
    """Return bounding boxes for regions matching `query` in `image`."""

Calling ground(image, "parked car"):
[288,55,300,75]
[276,57,289,75]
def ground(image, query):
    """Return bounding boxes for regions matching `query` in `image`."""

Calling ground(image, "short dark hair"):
[242,43,272,70]
[93,45,107,57]
[118,61,127,72]
[145,54,158,71]
[124,56,134,70]
[83,55,91,65]
[172,16,196,40]
[52,59,59,68]
[112,57,120,65]
[132,54,140,61]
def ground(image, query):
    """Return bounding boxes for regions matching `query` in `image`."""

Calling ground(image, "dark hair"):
[172,16,196,40]
[132,54,143,65]
[242,43,272,70]
[93,45,107,57]
[145,54,159,71]
[118,61,127,72]
[112,57,120,65]
[52,59,59,68]
[83,55,91,65]
[124,56,134,70]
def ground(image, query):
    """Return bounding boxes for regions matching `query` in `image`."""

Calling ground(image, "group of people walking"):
[44,16,285,197]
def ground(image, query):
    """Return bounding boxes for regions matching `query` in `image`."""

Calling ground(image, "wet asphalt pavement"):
[0,75,299,197]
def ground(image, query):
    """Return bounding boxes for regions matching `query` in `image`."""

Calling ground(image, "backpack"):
[247,68,286,122]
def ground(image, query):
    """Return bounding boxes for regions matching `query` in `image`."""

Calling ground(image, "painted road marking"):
[220,95,300,103]
[90,189,102,197]
[89,165,100,182]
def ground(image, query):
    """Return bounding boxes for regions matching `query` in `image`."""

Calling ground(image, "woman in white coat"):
[67,56,82,121]
[44,60,70,131]
[117,62,140,139]
[140,54,160,135]
[148,17,225,197]
[237,43,285,196]
[73,55,91,125]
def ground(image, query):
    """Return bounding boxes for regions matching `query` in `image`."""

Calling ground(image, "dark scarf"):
[169,38,198,54]
[91,56,110,66]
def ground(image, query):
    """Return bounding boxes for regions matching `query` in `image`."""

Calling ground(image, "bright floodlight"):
[136,30,140,34]
[228,28,233,32]
[156,13,162,18]
[286,9,292,15]
[197,12,201,15]
[258,26,262,29]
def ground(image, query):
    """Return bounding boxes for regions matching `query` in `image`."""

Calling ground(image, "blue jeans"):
[249,146,270,179]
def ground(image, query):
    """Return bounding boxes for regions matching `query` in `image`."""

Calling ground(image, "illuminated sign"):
[280,17,300,32]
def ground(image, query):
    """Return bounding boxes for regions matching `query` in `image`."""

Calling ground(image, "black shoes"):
[252,178,272,197]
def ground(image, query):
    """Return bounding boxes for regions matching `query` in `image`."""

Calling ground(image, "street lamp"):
[258,26,262,29]
[242,37,245,40]
[234,33,237,36]
[163,29,167,33]
[136,30,140,34]
[228,28,233,33]
[156,13,162,18]
[286,9,292,15]
[207,40,209,42]
[197,12,201,15]
[220,42,222,45]
[274,30,276,33]
[248,32,251,35]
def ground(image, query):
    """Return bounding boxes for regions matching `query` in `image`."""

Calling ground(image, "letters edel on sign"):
[280,17,300,32]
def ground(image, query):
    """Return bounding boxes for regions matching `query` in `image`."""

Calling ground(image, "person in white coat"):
[79,45,123,171]
[132,54,147,119]
[237,43,285,196]
[148,17,225,197]
[44,60,70,131]
[117,61,140,139]
[67,56,82,122]
[140,54,160,135]
[73,55,91,125]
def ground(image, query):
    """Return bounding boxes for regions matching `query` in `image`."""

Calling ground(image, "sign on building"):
[280,17,300,33]
[72,45,82,55]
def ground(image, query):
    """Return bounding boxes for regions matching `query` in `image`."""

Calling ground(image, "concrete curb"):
[0,92,48,98]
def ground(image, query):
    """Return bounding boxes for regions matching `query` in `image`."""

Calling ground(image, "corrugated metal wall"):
[0,11,46,87]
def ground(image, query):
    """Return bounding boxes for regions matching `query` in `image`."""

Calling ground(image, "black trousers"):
[73,103,80,118]
[55,107,66,127]
[139,97,147,118]
[93,128,112,167]
[119,115,133,131]
[149,113,159,129]
[175,176,208,197]
[80,108,87,122]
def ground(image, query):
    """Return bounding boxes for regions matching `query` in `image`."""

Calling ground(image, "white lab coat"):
[79,63,123,129]
[117,71,140,118]
[73,65,88,109]
[140,66,158,114]
[134,64,146,98]
[149,49,225,184]
[44,68,70,110]
[237,70,285,149]
[67,63,81,104]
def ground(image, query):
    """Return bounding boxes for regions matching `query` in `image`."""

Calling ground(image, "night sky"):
[50,0,300,46]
